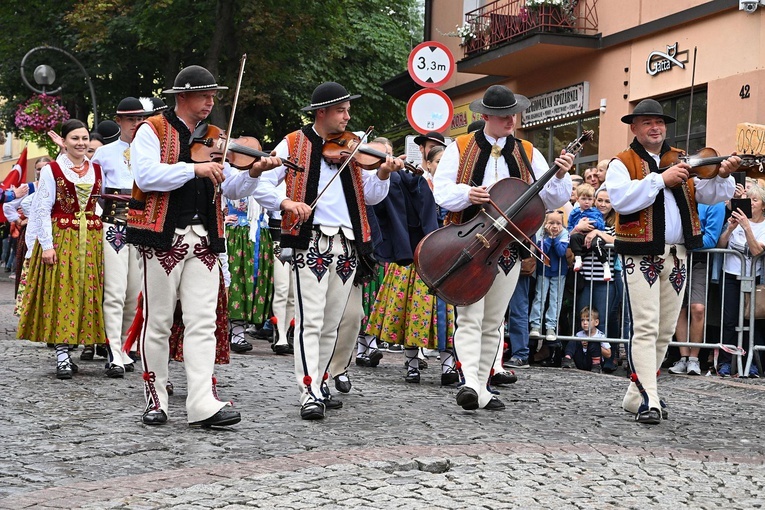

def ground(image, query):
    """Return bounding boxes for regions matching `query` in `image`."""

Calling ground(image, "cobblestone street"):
[2,277,765,509]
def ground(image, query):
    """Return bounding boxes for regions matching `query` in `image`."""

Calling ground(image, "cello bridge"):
[475,233,490,248]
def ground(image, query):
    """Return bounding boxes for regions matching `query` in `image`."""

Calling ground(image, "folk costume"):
[432,85,571,411]
[92,96,150,375]
[268,206,296,354]
[128,65,257,426]
[225,196,258,353]
[606,99,734,424]
[17,156,105,369]
[252,82,390,419]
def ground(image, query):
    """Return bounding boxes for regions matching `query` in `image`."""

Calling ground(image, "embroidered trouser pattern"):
[102,221,142,367]
[454,261,520,408]
[292,231,357,406]
[138,227,226,423]
[622,244,687,414]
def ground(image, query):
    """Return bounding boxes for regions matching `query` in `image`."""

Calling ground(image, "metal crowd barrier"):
[537,245,758,376]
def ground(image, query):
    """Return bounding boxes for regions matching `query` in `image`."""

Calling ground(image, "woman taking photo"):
[17,119,106,379]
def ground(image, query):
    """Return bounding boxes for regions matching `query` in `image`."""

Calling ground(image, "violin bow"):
[684,47,697,153]
[212,53,247,203]
[289,126,375,231]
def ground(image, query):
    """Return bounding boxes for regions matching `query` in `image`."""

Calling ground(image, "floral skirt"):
[365,263,454,349]
[17,227,105,345]
[14,259,29,317]
[226,225,255,322]
[251,228,274,325]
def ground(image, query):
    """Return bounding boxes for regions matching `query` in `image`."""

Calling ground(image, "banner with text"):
[522,82,589,128]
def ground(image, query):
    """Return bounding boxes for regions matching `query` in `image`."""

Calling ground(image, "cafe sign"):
[646,42,689,76]
[521,82,589,128]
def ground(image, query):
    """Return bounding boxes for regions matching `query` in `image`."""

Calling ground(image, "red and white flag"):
[2,146,28,190]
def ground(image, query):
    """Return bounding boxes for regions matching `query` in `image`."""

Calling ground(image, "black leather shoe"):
[355,356,370,367]
[166,381,174,396]
[367,348,383,367]
[124,363,135,373]
[272,343,292,355]
[230,340,253,353]
[95,345,108,358]
[105,364,125,378]
[300,401,325,420]
[405,368,420,383]
[635,407,662,425]
[142,409,168,425]
[190,408,241,428]
[490,371,518,386]
[334,374,352,393]
[441,371,460,386]
[660,400,669,420]
[456,387,479,410]
[80,345,94,361]
[324,395,343,410]
[484,397,506,411]
[128,351,141,363]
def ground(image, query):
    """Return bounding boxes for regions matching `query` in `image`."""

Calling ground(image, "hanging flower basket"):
[14,94,70,157]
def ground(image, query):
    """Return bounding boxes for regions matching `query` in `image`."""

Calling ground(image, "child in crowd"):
[529,210,569,342]
[568,183,611,280]
[561,306,611,372]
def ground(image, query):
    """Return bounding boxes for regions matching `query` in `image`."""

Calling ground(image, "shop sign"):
[646,42,689,76]
[521,82,589,128]
[449,103,483,136]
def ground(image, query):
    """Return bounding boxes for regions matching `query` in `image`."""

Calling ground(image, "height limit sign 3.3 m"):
[407,41,455,88]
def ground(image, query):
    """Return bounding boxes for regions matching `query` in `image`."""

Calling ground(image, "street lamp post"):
[20,46,99,127]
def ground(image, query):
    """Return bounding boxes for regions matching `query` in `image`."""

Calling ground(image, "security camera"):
[739,0,759,13]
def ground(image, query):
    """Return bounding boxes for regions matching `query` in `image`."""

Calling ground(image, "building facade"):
[419,0,764,172]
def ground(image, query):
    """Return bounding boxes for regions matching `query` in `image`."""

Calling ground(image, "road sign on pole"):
[406,89,454,134]
[407,41,455,89]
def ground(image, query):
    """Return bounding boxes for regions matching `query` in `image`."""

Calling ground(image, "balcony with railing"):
[458,0,599,76]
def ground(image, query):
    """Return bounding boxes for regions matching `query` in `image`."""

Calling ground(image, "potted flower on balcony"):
[14,94,70,157]
[524,0,575,33]
[456,23,477,47]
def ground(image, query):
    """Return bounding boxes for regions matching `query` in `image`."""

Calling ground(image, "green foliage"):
[0,0,423,146]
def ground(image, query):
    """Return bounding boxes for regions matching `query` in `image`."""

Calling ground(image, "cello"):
[414,131,594,306]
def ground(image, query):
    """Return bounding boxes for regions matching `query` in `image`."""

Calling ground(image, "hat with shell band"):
[301,82,360,112]
[468,85,530,116]
[162,65,228,94]
[116,96,147,117]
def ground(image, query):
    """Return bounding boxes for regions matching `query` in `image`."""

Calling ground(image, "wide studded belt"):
[100,187,131,224]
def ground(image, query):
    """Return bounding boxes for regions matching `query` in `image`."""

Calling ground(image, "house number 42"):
[740,84,751,99]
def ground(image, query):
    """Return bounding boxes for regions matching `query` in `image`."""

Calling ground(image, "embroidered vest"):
[444,132,535,225]
[50,162,103,231]
[126,113,225,252]
[613,146,703,255]
[279,126,373,254]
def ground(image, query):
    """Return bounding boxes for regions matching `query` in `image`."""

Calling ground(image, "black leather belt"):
[100,187,131,224]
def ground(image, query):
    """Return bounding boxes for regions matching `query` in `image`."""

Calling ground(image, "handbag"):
[744,284,765,319]
[354,251,379,285]
[520,256,536,277]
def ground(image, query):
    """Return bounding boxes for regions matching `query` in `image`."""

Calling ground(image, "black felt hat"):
[95,120,121,144]
[149,97,168,113]
[467,119,485,133]
[301,82,360,112]
[621,99,676,124]
[116,97,147,117]
[162,65,228,94]
[413,131,446,147]
[469,85,530,116]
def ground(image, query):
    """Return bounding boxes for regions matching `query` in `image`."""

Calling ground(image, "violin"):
[659,148,765,180]
[322,131,420,174]
[190,124,303,173]
[414,131,594,307]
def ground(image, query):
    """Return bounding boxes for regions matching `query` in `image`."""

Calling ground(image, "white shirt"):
[32,155,97,251]
[131,118,259,200]
[723,220,765,277]
[252,127,390,231]
[92,139,133,190]
[607,152,735,244]
[432,132,571,213]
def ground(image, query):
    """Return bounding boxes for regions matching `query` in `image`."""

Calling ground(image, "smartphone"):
[731,198,753,218]
[733,172,746,187]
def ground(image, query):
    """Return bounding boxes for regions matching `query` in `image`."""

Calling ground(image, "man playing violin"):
[432,85,574,412]
[128,65,282,427]
[253,81,405,420]
[605,98,740,425]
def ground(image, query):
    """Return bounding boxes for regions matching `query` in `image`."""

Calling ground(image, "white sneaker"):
[545,329,557,342]
[529,328,541,338]
[668,358,688,374]
[686,358,701,376]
